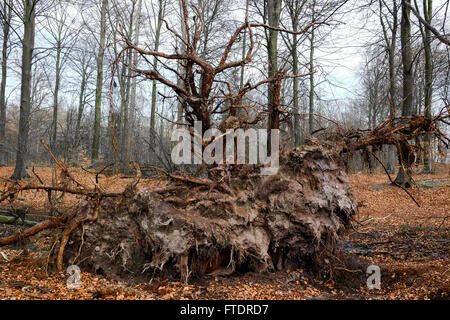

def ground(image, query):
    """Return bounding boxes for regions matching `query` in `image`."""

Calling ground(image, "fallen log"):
[0,216,66,246]
[0,214,37,227]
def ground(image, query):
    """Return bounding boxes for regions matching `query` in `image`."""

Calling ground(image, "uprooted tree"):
[0,0,449,282]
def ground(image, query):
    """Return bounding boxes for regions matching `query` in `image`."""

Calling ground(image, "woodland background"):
[0,0,448,176]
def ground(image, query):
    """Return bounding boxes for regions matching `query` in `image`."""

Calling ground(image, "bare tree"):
[283,0,307,145]
[378,0,400,173]
[0,0,13,166]
[394,0,414,187]
[43,1,78,155]
[121,0,259,132]
[404,0,449,46]
[71,39,96,152]
[266,0,282,137]
[128,0,143,161]
[10,0,39,180]
[148,0,167,157]
[91,0,108,160]
[417,0,433,173]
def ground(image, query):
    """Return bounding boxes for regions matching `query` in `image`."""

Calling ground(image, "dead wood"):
[56,140,356,281]
[0,214,37,226]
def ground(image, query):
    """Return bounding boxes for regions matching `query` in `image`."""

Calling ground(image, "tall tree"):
[308,0,316,134]
[149,0,166,154]
[379,0,399,173]
[0,0,12,166]
[129,0,143,161]
[240,0,250,91]
[394,0,414,187]
[284,0,307,145]
[11,0,39,180]
[266,0,282,136]
[420,0,433,173]
[176,0,188,125]
[45,2,77,155]
[91,0,108,160]
[115,0,136,166]
[72,39,95,151]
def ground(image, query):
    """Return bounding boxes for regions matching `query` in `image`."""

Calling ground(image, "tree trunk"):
[11,0,36,180]
[239,0,249,91]
[50,41,62,155]
[75,66,87,149]
[177,0,187,125]
[394,0,414,187]
[309,0,316,134]
[150,0,165,161]
[0,1,11,166]
[292,32,300,146]
[422,0,433,173]
[91,0,108,160]
[379,0,398,174]
[129,0,143,164]
[120,1,136,167]
[266,0,282,150]
[119,53,132,167]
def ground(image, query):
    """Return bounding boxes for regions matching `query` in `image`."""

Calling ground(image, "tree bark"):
[422,0,433,173]
[379,0,398,174]
[11,0,36,180]
[75,63,87,149]
[175,0,187,127]
[119,3,135,167]
[239,0,249,91]
[266,0,282,149]
[292,31,300,145]
[50,40,62,155]
[0,1,11,166]
[0,215,37,226]
[308,0,316,135]
[129,0,143,163]
[91,0,108,160]
[150,0,165,159]
[394,0,414,187]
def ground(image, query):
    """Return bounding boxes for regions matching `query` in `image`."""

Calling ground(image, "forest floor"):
[0,165,449,300]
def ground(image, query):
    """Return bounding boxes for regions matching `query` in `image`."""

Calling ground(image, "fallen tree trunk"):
[0,207,56,226]
[0,216,65,246]
[63,140,357,281]
[0,215,37,226]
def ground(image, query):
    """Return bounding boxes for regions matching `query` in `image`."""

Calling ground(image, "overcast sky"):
[317,0,449,104]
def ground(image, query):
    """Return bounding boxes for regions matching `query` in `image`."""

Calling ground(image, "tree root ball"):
[66,140,357,281]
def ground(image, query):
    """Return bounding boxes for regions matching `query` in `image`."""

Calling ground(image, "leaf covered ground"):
[0,166,448,300]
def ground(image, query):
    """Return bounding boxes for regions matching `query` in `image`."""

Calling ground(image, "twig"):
[367,149,421,207]
[72,222,85,265]
[359,213,394,225]
[31,167,44,185]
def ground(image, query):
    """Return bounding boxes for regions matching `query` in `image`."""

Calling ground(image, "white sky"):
[316,0,449,103]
